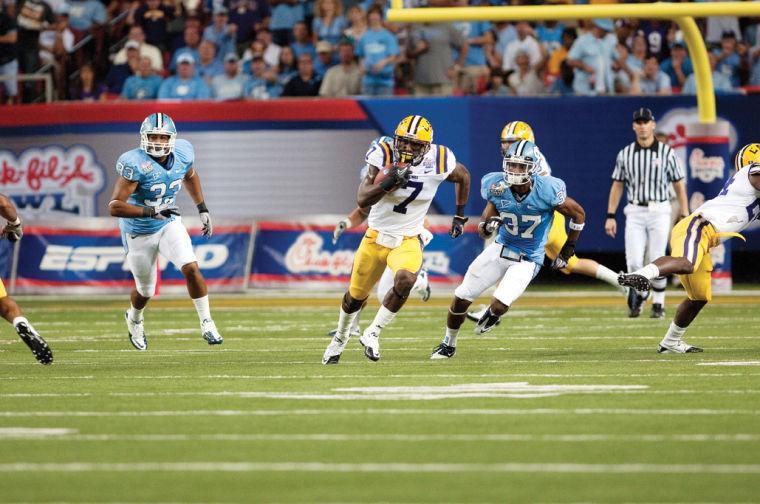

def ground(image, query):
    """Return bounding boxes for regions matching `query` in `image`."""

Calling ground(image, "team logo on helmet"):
[393,115,433,166]
[503,139,539,186]
[734,143,760,171]
[140,113,177,157]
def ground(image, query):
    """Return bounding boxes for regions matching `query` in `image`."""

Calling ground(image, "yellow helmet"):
[734,143,760,170]
[500,121,535,156]
[393,115,433,165]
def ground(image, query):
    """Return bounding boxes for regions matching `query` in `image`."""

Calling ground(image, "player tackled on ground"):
[108,113,222,350]
[467,121,626,323]
[323,115,470,364]
[0,195,53,364]
[619,143,760,353]
[431,140,586,359]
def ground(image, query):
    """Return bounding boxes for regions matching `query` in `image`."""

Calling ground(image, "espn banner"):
[15,219,252,294]
[249,216,482,288]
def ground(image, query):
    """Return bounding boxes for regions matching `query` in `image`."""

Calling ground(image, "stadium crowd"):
[1,0,760,103]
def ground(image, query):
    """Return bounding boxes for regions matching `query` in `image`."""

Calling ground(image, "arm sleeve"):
[480,174,493,200]
[549,177,567,207]
[439,146,457,178]
[116,154,140,182]
[174,139,195,168]
[611,150,626,181]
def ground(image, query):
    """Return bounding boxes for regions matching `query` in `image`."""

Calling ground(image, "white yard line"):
[2,431,760,443]
[1,408,757,418]
[1,462,759,474]
[697,361,760,366]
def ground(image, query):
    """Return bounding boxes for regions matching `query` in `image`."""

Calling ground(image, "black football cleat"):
[618,272,652,292]
[16,322,53,365]
[650,303,665,319]
[430,343,456,360]
[626,288,645,318]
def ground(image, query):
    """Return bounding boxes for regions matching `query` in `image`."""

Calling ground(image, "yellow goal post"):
[387,1,760,124]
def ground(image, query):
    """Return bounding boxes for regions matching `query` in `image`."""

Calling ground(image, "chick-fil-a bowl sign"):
[0,145,106,217]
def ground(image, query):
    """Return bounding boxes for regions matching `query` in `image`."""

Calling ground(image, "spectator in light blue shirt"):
[211,53,248,100]
[356,5,398,96]
[660,41,693,89]
[566,18,617,95]
[312,0,347,46]
[536,20,565,54]
[713,31,741,88]
[67,0,106,32]
[633,55,672,95]
[453,19,492,94]
[291,21,316,60]
[270,0,304,46]
[203,6,237,62]
[158,53,212,99]
[682,53,739,95]
[121,56,162,100]
[197,39,225,83]
[244,54,282,98]
[169,27,202,73]
[314,40,336,77]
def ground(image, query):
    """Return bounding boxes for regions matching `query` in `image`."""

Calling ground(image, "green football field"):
[1,291,759,503]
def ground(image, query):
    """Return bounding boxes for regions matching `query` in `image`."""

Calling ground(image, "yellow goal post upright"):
[387,1,760,124]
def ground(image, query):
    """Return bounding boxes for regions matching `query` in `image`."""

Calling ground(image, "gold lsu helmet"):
[734,143,760,170]
[394,115,433,165]
[500,121,535,156]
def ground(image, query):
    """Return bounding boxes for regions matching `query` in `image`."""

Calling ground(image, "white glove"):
[2,218,22,242]
[332,218,350,245]
[200,211,213,238]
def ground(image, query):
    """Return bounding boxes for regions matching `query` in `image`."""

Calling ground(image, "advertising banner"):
[14,220,252,294]
[249,217,482,288]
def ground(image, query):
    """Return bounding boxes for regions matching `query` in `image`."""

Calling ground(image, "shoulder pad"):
[173,139,194,166]
[365,138,393,168]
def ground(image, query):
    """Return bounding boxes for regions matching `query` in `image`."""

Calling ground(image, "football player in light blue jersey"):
[108,113,222,350]
[431,140,586,359]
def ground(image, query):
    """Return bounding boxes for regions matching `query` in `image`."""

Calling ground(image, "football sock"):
[443,327,459,347]
[368,305,397,334]
[128,304,144,323]
[635,263,660,281]
[661,322,687,346]
[651,277,667,306]
[336,307,359,339]
[192,296,211,323]
[350,307,363,334]
[595,264,625,293]
[12,316,30,330]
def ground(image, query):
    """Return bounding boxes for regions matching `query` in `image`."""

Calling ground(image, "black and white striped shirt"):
[611,140,684,204]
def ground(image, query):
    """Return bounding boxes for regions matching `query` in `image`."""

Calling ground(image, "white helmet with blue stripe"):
[140,112,177,157]
[503,139,539,186]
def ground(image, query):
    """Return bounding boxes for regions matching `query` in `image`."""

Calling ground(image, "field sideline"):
[1,290,759,502]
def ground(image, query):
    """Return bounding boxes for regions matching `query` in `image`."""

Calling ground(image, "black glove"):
[147,202,180,220]
[2,218,22,242]
[379,164,412,192]
[551,241,576,270]
[450,215,468,239]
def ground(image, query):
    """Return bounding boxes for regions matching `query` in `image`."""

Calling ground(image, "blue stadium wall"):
[1,95,758,253]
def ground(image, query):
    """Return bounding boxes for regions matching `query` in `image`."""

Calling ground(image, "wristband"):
[197,202,209,213]
[568,220,585,231]
[606,213,616,219]
[142,206,155,218]
[10,217,21,226]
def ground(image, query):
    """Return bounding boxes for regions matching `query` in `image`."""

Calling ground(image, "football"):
[374,164,408,185]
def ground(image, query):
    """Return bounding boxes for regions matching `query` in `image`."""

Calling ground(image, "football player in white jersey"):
[108,113,222,350]
[619,143,760,353]
[323,115,471,364]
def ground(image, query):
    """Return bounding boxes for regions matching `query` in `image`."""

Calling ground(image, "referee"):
[605,108,689,318]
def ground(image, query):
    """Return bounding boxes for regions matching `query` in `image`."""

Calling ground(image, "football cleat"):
[416,269,431,302]
[125,311,147,351]
[359,329,381,362]
[626,287,647,318]
[474,308,501,335]
[618,272,652,292]
[15,321,53,365]
[657,340,703,354]
[430,343,456,360]
[466,306,502,326]
[322,334,350,365]
[201,319,223,345]
[650,303,665,319]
